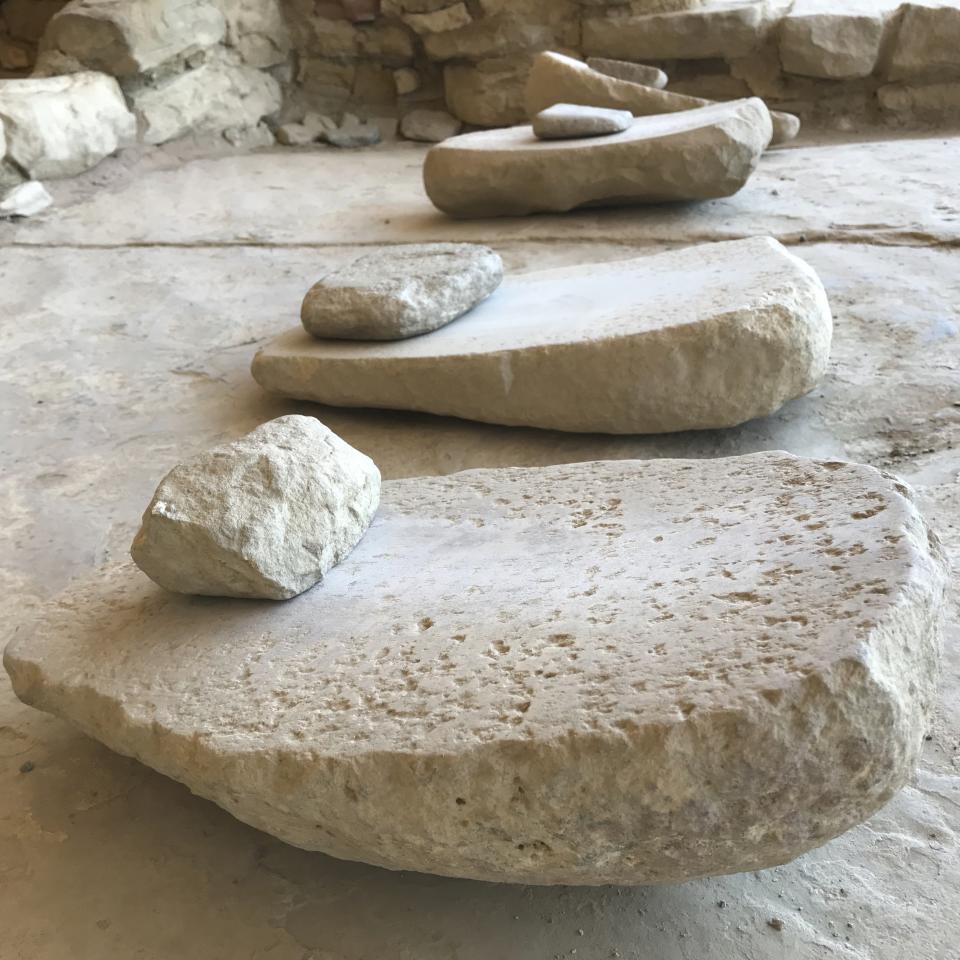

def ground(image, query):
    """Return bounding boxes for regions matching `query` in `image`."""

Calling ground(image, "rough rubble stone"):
[444,56,529,126]
[582,1,780,61]
[525,50,799,146]
[256,237,831,433]
[130,59,281,146]
[402,2,472,33]
[586,56,668,88]
[326,112,381,148]
[301,243,504,341]
[878,80,960,119]
[276,113,336,146]
[4,453,946,885]
[423,98,772,218]
[887,2,960,82]
[399,107,462,142]
[0,72,135,178]
[129,416,381,600]
[532,102,633,138]
[43,0,226,76]
[778,2,887,80]
[0,180,53,217]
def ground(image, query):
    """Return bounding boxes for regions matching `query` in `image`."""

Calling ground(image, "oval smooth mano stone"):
[251,237,833,435]
[301,243,504,341]
[423,98,772,218]
[532,103,633,139]
[4,453,947,885]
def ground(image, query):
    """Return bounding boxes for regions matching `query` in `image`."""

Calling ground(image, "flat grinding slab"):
[422,98,771,218]
[251,237,832,434]
[4,453,946,885]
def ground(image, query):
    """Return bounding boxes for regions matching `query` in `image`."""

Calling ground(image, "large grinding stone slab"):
[422,99,771,219]
[4,453,947,886]
[251,237,832,435]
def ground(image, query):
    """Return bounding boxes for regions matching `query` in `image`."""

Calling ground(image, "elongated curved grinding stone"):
[251,237,832,435]
[3,454,946,885]
[423,98,771,218]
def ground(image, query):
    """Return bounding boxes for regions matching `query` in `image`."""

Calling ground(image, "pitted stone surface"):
[525,51,799,146]
[130,416,381,600]
[4,453,947,885]
[532,103,633,139]
[423,98,771,217]
[256,237,831,434]
[301,243,504,341]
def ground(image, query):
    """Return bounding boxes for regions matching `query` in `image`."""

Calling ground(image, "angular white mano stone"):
[4,454,947,885]
[130,416,381,600]
[0,72,135,179]
[532,103,633,139]
[423,98,771,218]
[301,243,504,341]
[256,237,831,434]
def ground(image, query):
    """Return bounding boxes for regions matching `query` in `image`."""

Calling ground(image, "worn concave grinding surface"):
[252,237,832,435]
[3,453,946,885]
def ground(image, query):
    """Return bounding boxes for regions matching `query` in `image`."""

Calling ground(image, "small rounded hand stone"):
[301,243,504,341]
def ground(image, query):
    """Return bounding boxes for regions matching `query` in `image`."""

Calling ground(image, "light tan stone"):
[4,452,946,884]
[779,1,887,80]
[586,56,668,88]
[423,99,772,219]
[43,0,226,76]
[444,56,529,126]
[402,2,472,34]
[130,59,281,145]
[525,51,799,145]
[887,2,960,81]
[254,237,829,433]
[301,243,503,340]
[878,80,960,119]
[582,1,780,61]
[129,416,381,600]
[532,102,633,138]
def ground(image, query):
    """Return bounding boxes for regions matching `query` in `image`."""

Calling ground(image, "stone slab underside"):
[4,137,958,247]
[252,237,832,433]
[4,454,946,885]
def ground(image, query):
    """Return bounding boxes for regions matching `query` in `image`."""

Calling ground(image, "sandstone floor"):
[1,133,958,959]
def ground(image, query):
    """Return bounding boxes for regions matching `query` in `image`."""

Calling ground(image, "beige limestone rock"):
[130,59,281,145]
[586,56,668,88]
[878,80,960,119]
[399,107,462,142]
[402,2,472,33]
[129,416,381,600]
[887,2,960,81]
[582,1,780,61]
[0,71,135,178]
[423,99,771,219]
[301,243,503,341]
[525,51,799,145]
[4,453,946,885]
[532,102,633,138]
[255,237,830,433]
[393,66,420,95]
[779,2,886,79]
[444,56,529,125]
[43,0,226,76]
